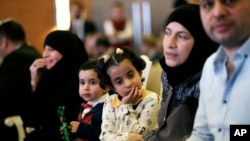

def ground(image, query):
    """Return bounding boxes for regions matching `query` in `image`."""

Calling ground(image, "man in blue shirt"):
[187,0,250,141]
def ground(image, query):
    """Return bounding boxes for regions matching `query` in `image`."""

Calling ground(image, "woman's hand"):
[122,87,142,104]
[70,121,80,133]
[30,58,46,92]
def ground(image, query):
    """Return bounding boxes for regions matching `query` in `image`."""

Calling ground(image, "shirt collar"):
[88,93,109,107]
[214,37,250,71]
[15,44,22,50]
[235,37,250,59]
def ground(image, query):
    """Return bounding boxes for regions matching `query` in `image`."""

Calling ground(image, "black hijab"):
[36,30,88,99]
[43,30,88,75]
[31,30,88,135]
[160,4,219,85]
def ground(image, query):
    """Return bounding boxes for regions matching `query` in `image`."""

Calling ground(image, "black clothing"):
[21,31,88,141]
[0,44,41,141]
[76,103,104,141]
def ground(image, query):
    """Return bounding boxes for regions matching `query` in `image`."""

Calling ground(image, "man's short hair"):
[0,19,26,43]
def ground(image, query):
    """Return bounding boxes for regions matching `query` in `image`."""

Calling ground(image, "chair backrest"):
[140,55,152,88]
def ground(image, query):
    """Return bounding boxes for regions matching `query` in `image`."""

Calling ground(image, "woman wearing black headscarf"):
[140,4,219,141]
[21,30,88,141]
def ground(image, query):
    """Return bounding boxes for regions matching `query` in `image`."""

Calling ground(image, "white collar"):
[87,93,109,107]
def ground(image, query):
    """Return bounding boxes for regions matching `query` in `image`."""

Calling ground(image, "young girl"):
[99,47,160,141]
[70,60,110,141]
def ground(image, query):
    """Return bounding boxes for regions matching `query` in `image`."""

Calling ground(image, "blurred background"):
[0,0,176,53]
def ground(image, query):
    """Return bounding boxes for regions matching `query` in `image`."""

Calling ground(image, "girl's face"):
[107,59,142,97]
[162,22,194,67]
[79,69,107,102]
[42,45,63,70]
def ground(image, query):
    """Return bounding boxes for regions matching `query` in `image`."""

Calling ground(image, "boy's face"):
[79,69,106,102]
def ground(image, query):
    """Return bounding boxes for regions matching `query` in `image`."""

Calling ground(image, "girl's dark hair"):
[79,60,107,89]
[98,47,146,87]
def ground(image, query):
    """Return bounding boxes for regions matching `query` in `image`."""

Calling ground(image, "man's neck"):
[4,42,23,58]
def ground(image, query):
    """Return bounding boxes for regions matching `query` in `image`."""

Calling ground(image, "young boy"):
[70,60,109,141]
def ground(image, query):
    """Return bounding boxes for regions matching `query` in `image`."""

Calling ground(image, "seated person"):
[70,60,110,141]
[99,47,161,141]
[85,32,113,60]
[0,19,41,141]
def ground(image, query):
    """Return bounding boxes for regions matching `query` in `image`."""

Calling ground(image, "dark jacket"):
[143,69,200,141]
[76,103,104,141]
[158,70,199,141]
[0,44,41,141]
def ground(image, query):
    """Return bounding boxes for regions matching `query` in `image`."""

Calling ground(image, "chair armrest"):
[4,115,25,141]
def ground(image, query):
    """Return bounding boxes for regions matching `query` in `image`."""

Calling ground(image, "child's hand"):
[70,121,80,133]
[127,133,144,141]
[122,87,142,104]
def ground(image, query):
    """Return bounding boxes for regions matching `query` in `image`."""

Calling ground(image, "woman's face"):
[162,22,194,67]
[42,45,63,70]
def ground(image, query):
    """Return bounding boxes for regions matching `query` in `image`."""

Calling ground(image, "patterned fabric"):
[100,90,160,141]
[143,70,200,141]
[161,71,199,108]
